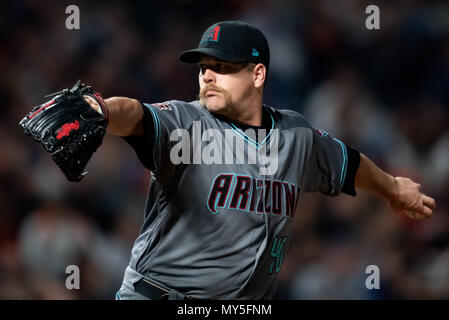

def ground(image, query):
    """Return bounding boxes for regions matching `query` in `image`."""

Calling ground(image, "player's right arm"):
[104,97,144,136]
[86,96,157,170]
[355,153,436,219]
[87,96,144,136]
[89,96,205,172]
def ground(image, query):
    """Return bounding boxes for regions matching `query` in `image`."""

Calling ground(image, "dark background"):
[0,0,448,299]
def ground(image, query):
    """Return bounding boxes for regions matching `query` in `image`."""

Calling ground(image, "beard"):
[198,84,233,113]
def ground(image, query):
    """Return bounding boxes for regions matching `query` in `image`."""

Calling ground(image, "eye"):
[198,62,235,75]
[218,63,231,72]
[199,64,206,74]
[216,63,232,74]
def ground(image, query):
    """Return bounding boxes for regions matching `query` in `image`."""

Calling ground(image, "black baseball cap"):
[179,21,270,72]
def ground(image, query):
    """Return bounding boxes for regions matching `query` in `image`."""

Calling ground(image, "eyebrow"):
[198,61,246,68]
[198,60,227,65]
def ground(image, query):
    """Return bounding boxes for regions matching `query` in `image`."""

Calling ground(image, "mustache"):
[198,84,228,100]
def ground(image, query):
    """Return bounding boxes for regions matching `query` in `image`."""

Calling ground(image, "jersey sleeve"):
[302,126,360,197]
[122,100,203,171]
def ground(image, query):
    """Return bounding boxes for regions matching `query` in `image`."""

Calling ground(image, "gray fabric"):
[121,100,348,299]
[116,265,187,300]
[116,266,150,300]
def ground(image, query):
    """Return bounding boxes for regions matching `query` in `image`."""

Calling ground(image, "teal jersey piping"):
[333,138,348,189]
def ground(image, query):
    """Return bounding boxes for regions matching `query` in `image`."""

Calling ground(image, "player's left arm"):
[354,153,436,220]
[86,96,144,136]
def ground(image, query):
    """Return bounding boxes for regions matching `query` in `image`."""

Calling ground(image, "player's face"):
[197,56,254,116]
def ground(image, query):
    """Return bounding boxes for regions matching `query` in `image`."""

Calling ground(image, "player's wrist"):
[101,97,143,136]
[83,91,109,124]
[365,171,399,203]
[84,95,102,113]
[384,175,400,202]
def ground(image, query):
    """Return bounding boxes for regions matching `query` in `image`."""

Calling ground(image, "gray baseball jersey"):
[119,100,359,299]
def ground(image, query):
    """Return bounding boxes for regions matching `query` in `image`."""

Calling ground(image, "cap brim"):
[179,48,246,64]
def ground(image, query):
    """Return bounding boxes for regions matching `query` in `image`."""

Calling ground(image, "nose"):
[202,67,216,84]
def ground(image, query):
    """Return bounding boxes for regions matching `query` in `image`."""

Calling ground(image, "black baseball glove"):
[19,80,109,182]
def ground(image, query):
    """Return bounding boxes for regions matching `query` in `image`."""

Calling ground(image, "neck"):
[230,106,263,126]
[228,92,264,126]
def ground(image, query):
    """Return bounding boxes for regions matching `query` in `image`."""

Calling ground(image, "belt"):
[134,278,191,300]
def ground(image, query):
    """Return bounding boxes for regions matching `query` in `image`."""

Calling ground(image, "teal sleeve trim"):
[144,103,161,146]
[333,138,348,190]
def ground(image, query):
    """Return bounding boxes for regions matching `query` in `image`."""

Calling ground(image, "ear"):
[253,63,266,89]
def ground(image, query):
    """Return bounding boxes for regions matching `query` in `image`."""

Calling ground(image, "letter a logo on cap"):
[201,25,221,43]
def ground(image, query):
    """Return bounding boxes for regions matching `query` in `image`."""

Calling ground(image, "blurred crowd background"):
[0,0,448,299]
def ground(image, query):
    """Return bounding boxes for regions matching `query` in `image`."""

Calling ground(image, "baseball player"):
[20,21,436,300]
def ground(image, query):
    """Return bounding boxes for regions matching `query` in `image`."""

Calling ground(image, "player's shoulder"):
[265,105,313,130]
[144,100,212,128]
[146,99,208,116]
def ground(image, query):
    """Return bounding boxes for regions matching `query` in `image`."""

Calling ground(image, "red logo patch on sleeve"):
[313,128,328,137]
[152,102,172,111]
